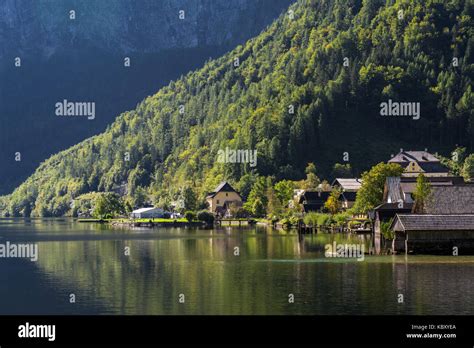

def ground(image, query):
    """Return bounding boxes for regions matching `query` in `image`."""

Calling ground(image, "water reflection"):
[0,219,473,315]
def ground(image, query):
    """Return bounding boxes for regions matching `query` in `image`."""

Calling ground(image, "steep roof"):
[417,161,449,173]
[389,151,440,163]
[299,191,331,204]
[388,151,449,173]
[392,214,474,231]
[384,177,403,203]
[206,181,241,199]
[424,186,474,214]
[332,178,362,191]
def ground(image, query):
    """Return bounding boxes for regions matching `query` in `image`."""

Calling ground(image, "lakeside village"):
[77,150,474,255]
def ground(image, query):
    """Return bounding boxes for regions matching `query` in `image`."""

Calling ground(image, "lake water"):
[0,218,473,315]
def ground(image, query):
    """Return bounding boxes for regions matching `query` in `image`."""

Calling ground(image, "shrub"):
[280,218,292,230]
[233,207,250,218]
[269,215,279,225]
[317,213,333,226]
[333,212,351,227]
[197,210,215,224]
[289,216,300,226]
[303,212,319,226]
[184,211,196,222]
[381,219,394,239]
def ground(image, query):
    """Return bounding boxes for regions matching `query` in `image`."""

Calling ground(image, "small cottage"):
[332,178,362,209]
[206,182,243,216]
[298,191,331,213]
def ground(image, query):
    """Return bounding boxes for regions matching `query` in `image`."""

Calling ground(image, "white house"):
[130,207,165,219]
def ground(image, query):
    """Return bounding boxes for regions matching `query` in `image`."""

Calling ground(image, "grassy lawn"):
[78,218,191,223]
[132,218,189,223]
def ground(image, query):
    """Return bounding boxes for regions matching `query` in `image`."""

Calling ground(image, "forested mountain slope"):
[2,0,473,217]
[0,0,292,194]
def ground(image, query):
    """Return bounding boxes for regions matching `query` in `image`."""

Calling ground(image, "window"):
[226,193,228,197]
[217,200,220,204]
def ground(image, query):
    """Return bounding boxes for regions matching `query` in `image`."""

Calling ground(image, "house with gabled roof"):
[388,150,449,177]
[206,181,243,216]
[332,178,362,209]
[298,191,331,213]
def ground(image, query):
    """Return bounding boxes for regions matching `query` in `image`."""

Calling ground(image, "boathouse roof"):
[424,186,474,214]
[392,214,474,231]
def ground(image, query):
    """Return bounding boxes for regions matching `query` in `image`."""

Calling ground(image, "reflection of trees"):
[35,227,311,314]
[34,227,474,315]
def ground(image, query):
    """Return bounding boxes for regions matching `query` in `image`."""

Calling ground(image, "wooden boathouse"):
[391,214,474,254]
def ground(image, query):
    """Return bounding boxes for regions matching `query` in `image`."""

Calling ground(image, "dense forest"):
[1,0,473,217]
[0,0,293,195]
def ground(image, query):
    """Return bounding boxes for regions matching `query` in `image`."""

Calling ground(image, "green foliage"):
[353,162,404,213]
[317,213,334,226]
[438,147,468,175]
[184,211,196,222]
[333,212,351,227]
[197,210,215,224]
[303,212,319,226]
[412,174,432,213]
[324,187,342,215]
[266,185,284,218]
[3,0,473,217]
[303,212,333,227]
[331,163,352,179]
[462,154,474,181]
[181,186,198,212]
[280,217,297,230]
[303,163,320,190]
[274,180,295,206]
[380,218,394,240]
[251,199,266,218]
[92,193,125,219]
[244,177,268,216]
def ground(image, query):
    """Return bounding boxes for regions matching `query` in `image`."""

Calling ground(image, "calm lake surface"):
[0,218,473,315]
